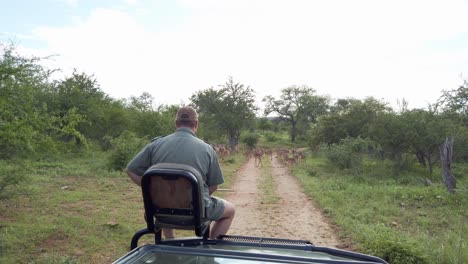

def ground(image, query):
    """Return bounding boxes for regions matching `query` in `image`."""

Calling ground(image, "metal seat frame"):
[130,163,211,250]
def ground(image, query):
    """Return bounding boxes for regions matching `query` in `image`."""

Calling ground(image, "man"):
[126,106,235,239]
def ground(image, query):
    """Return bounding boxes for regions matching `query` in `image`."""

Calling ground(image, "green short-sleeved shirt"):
[126,127,225,219]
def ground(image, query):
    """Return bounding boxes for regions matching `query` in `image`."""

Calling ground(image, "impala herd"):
[211,143,306,167]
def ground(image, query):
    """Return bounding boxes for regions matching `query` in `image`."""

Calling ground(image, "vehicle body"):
[114,235,388,264]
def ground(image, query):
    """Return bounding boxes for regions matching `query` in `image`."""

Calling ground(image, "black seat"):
[130,163,211,249]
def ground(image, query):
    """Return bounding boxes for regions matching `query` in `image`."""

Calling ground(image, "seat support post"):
[130,228,153,250]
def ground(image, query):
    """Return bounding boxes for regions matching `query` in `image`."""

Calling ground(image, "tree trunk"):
[428,155,434,175]
[439,136,456,193]
[228,131,240,152]
[291,121,297,142]
[415,151,426,167]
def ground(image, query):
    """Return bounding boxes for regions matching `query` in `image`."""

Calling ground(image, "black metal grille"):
[218,235,313,246]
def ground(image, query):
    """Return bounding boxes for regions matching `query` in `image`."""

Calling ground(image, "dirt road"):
[223,155,341,248]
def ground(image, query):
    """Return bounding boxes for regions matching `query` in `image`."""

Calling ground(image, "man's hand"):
[209,185,218,195]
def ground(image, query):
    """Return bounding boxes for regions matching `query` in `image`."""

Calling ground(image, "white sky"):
[5,0,468,110]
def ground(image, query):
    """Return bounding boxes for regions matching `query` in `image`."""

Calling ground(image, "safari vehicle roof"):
[113,235,387,264]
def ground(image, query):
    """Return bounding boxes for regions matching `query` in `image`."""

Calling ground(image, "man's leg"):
[162,228,175,239]
[210,199,235,239]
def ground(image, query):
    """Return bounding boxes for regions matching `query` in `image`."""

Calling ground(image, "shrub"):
[454,126,468,162]
[0,161,28,199]
[323,137,373,174]
[307,167,317,177]
[324,144,352,169]
[242,133,259,150]
[108,130,147,170]
[263,131,278,142]
[362,225,431,264]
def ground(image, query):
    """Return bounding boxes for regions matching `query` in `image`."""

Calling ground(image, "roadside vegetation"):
[1,42,467,263]
[293,156,467,264]
[0,152,245,263]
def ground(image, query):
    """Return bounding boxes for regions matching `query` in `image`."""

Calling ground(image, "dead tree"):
[439,136,456,193]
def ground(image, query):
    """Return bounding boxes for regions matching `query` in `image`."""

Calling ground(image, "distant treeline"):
[0,44,179,159]
[1,43,467,171]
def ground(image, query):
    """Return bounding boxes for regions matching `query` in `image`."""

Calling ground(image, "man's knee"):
[222,200,235,219]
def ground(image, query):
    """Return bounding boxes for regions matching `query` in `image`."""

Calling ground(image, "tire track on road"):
[224,155,340,247]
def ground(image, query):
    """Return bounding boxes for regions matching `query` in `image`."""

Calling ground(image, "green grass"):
[258,158,280,205]
[0,151,246,263]
[257,131,306,148]
[292,157,468,264]
[217,153,246,194]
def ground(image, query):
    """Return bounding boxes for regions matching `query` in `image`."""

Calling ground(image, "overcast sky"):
[1,0,467,110]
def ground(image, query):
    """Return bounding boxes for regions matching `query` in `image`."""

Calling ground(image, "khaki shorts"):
[206,196,225,221]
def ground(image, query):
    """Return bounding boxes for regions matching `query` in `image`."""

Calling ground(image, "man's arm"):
[209,185,218,195]
[126,169,142,186]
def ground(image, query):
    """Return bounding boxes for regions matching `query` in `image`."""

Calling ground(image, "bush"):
[324,144,352,169]
[242,133,259,150]
[0,161,28,199]
[362,225,431,264]
[263,131,278,142]
[108,130,147,170]
[454,126,468,162]
[323,137,372,174]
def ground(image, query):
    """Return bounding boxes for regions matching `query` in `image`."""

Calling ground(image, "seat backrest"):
[141,163,210,236]
[149,175,192,210]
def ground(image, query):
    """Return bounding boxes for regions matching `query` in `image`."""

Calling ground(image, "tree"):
[191,77,257,151]
[127,103,178,139]
[263,85,329,142]
[369,112,413,171]
[436,80,468,116]
[128,92,154,112]
[0,43,54,158]
[435,79,467,128]
[401,109,454,174]
[257,117,273,132]
[45,70,138,146]
[42,70,104,143]
[433,81,468,163]
[311,97,389,147]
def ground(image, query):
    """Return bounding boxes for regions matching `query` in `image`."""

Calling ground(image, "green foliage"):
[263,85,329,142]
[257,117,273,132]
[311,96,466,173]
[436,79,467,125]
[191,77,257,149]
[323,137,372,174]
[398,109,456,173]
[263,131,278,142]
[0,150,244,263]
[293,156,468,264]
[362,225,431,264]
[126,98,178,138]
[49,70,114,141]
[108,131,147,170]
[0,160,28,199]
[310,97,389,147]
[242,132,259,150]
[453,126,468,162]
[258,131,303,148]
[0,44,54,159]
[58,107,88,148]
[0,43,179,158]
